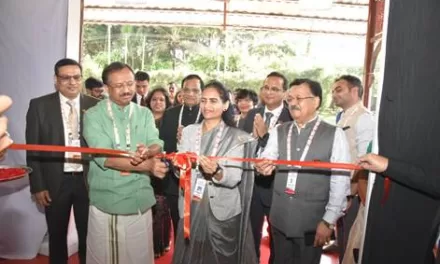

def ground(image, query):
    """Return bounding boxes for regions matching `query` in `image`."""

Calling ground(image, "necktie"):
[265,112,274,128]
[336,111,343,124]
[140,95,146,107]
[66,100,79,139]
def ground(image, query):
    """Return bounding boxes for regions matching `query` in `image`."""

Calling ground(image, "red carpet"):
[0,238,338,264]
[0,221,338,264]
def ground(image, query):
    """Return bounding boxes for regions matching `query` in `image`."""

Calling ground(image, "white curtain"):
[0,0,68,259]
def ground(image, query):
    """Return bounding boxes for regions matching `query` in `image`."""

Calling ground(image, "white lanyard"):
[285,118,321,194]
[195,121,225,157]
[178,105,201,127]
[107,100,133,151]
[192,121,225,200]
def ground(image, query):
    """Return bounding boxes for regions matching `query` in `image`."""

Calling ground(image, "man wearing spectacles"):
[83,62,167,264]
[25,58,99,264]
[255,78,351,264]
[159,74,204,242]
[242,71,293,264]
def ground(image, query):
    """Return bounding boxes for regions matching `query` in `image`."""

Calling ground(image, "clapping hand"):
[253,113,268,138]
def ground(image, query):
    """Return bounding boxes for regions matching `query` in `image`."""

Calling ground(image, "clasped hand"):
[129,144,149,166]
[129,144,168,178]
[255,159,276,176]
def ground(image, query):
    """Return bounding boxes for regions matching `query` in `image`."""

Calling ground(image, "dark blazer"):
[131,94,140,104]
[242,105,292,135]
[159,104,203,196]
[25,92,99,197]
[242,104,292,207]
[362,1,440,263]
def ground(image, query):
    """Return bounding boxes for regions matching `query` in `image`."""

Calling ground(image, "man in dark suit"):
[132,70,150,106]
[242,71,292,263]
[357,1,440,263]
[26,58,99,264]
[159,74,204,241]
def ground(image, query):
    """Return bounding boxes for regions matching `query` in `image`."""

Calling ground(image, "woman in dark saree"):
[172,80,257,264]
[145,87,173,258]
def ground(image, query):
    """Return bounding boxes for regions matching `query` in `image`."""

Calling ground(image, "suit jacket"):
[241,105,292,135]
[159,104,203,196]
[26,92,99,198]
[362,1,440,263]
[242,104,293,207]
[131,94,140,104]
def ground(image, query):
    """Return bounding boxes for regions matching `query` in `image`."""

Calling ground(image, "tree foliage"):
[82,24,364,117]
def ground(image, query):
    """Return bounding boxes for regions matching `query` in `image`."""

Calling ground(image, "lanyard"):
[178,105,201,127]
[195,121,225,157]
[106,100,133,151]
[285,118,321,194]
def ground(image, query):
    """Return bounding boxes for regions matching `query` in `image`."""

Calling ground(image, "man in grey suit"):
[255,78,351,264]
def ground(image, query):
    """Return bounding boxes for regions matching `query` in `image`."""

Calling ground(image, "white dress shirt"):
[259,117,351,225]
[59,93,82,172]
[264,103,284,130]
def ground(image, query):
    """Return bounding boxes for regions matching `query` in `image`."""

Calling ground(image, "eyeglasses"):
[108,81,135,89]
[262,86,283,93]
[286,96,315,103]
[57,75,82,84]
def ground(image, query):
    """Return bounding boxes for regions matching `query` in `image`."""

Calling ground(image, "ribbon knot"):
[164,152,197,240]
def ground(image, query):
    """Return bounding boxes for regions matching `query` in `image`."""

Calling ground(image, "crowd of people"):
[0,57,439,264]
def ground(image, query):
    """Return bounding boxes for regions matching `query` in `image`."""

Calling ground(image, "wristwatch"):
[346,194,356,201]
[322,219,335,229]
[212,165,222,175]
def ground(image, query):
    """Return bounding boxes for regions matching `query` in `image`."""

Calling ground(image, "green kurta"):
[83,99,163,215]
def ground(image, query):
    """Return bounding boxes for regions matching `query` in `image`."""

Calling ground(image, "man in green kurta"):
[83,62,168,264]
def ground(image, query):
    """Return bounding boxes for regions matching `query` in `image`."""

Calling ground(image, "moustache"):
[120,92,133,97]
[289,105,301,111]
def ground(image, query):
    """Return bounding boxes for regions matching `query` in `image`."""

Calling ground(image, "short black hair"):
[181,74,204,90]
[101,62,134,85]
[235,88,258,105]
[289,78,323,109]
[84,77,104,90]
[54,58,82,76]
[335,75,364,98]
[266,71,288,91]
[135,71,150,82]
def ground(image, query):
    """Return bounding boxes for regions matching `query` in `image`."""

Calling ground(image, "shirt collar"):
[343,101,362,114]
[264,103,284,116]
[59,92,80,105]
[293,115,319,130]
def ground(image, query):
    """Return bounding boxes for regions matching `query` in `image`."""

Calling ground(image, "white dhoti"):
[86,205,154,264]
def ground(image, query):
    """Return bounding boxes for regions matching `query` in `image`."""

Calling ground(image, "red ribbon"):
[382,177,391,205]
[9,143,362,240]
[9,143,129,157]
